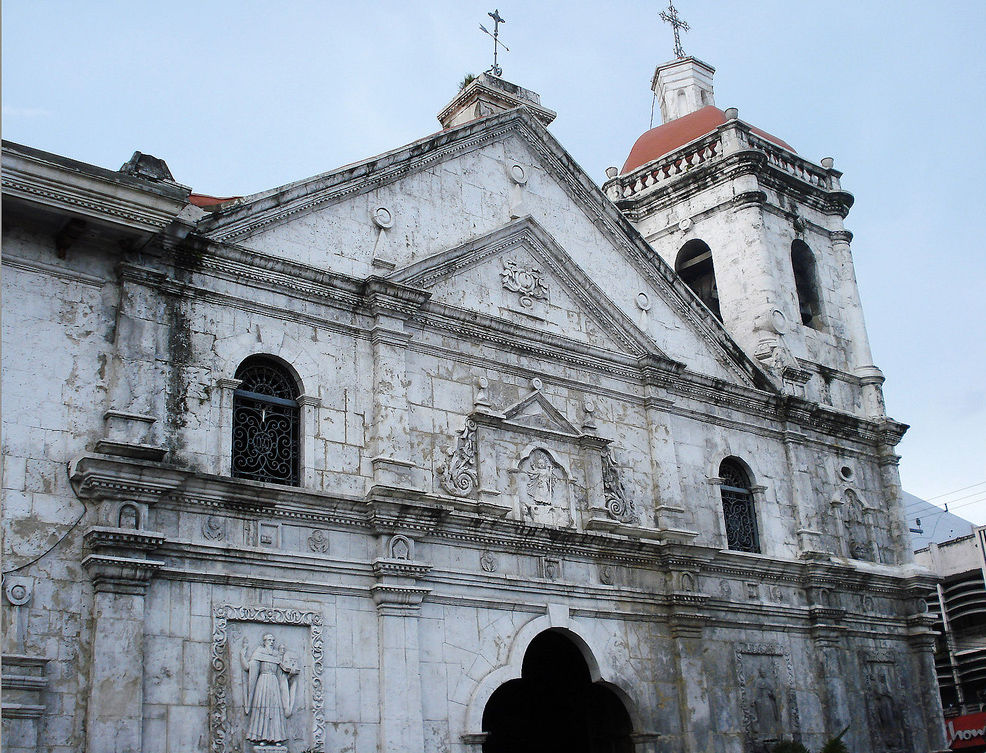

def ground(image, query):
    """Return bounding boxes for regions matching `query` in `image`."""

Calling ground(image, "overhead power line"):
[923,480,986,501]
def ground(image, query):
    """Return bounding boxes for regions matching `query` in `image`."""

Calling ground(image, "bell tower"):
[604,56,886,419]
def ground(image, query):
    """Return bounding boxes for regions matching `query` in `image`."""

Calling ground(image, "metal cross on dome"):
[479,9,509,77]
[660,1,690,59]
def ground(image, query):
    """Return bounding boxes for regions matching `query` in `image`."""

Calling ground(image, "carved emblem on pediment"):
[516,448,572,528]
[439,418,479,497]
[601,450,639,524]
[501,258,548,308]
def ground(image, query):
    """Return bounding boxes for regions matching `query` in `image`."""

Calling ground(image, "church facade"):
[1,56,947,753]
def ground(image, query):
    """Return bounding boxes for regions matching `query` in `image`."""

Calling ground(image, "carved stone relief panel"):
[307,529,330,554]
[480,551,498,573]
[210,605,324,753]
[734,643,800,753]
[541,557,561,581]
[203,515,225,541]
[513,448,573,528]
[863,658,910,753]
[388,534,414,561]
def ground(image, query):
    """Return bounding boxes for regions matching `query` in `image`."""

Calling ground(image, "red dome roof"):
[620,106,795,175]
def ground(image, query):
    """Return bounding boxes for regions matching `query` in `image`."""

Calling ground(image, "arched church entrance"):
[481,630,633,753]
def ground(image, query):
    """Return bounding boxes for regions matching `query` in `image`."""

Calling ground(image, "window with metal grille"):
[232,356,300,486]
[720,459,759,553]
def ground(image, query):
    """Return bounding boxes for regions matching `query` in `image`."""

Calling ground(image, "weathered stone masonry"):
[2,65,947,753]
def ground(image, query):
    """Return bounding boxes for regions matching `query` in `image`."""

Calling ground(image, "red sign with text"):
[948,711,986,749]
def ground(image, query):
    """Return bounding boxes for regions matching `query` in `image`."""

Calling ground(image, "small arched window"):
[720,458,759,553]
[675,239,721,320]
[791,240,821,329]
[232,356,300,486]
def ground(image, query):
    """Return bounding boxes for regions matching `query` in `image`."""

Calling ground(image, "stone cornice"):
[362,276,432,318]
[115,250,897,449]
[1,140,190,234]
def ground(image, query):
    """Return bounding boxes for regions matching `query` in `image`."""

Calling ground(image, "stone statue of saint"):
[874,672,904,749]
[526,450,555,506]
[752,666,780,740]
[239,634,300,745]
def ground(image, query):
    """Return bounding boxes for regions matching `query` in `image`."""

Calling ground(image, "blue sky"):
[4,1,984,525]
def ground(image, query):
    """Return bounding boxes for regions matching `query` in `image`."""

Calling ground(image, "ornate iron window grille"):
[232,360,300,486]
[720,462,759,553]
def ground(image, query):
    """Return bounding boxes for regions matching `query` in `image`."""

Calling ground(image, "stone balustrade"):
[606,134,723,200]
[745,132,832,189]
[605,124,832,201]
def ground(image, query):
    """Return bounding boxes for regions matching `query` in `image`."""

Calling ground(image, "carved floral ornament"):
[501,258,548,308]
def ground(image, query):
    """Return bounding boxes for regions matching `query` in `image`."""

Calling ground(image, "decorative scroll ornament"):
[500,258,548,308]
[439,418,478,497]
[602,450,639,524]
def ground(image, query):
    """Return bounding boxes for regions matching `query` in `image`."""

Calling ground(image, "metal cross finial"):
[660,1,690,59]
[479,9,509,77]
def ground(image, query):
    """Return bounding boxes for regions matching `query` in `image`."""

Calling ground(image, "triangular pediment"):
[194,107,776,392]
[389,216,665,359]
[501,390,581,436]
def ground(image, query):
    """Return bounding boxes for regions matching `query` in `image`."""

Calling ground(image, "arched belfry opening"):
[482,630,633,753]
[790,240,822,329]
[675,239,721,320]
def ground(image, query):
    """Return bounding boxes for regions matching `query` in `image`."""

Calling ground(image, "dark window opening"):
[720,458,759,553]
[791,240,822,329]
[232,356,300,486]
[675,239,721,320]
[483,631,633,753]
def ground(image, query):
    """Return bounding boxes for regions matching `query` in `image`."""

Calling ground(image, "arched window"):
[232,356,300,486]
[675,239,721,320]
[720,458,759,553]
[791,240,821,329]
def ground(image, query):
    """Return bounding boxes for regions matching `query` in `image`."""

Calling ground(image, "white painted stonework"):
[1,66,947,753]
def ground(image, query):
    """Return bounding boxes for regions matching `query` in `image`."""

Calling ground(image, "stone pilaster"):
[81,527,164,753]
[216,377,242,476]
[371,554,431,753]
[829,230,886,417]
[363,279,430,488]
[98,268,171,458]
[904,591,949,752]
[668,593,712,752]
[639,358,691,536]
[297,393,322,487]
[875,420,910,563]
